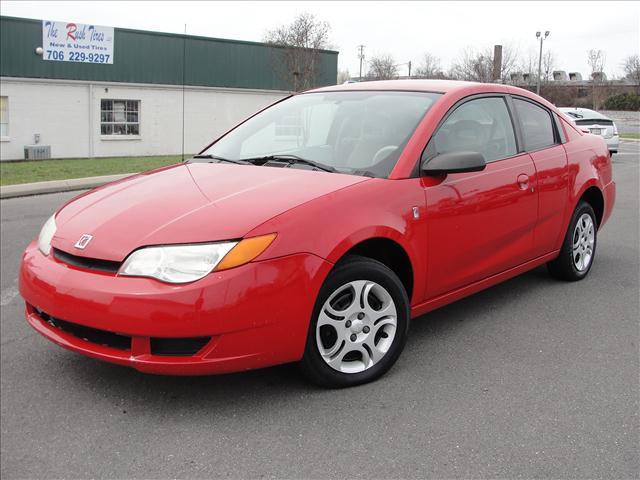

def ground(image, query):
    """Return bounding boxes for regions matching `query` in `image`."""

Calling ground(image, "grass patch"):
[620,132,640,140]
[0,155,184,186]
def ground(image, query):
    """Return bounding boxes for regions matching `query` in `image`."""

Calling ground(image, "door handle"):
[517,174,530,191]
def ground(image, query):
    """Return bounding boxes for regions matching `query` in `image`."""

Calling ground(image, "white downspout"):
[88,83,94,158]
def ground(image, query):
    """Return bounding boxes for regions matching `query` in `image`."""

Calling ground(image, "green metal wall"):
[0,16,338,91]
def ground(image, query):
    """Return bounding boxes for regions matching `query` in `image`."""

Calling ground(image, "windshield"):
[201,91,441,178]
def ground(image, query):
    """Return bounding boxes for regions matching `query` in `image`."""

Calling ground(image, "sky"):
[2,1,639,79]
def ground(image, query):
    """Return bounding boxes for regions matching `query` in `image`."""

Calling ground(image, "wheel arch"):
[579,185,605,227]
[331,236,415,301]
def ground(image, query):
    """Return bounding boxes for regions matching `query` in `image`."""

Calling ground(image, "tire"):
[547,201,597,281]
[300,255,410,388]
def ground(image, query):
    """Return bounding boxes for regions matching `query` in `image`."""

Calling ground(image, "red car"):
[20,80,615,387]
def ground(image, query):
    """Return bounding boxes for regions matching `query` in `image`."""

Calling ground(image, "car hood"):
[52,163,368,261]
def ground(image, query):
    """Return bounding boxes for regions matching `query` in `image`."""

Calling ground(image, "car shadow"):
[59,265,557,410]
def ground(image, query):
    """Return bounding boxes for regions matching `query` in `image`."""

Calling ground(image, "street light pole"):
[536,30,549,95]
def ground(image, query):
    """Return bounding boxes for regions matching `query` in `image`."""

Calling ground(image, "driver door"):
[422,95,538,299]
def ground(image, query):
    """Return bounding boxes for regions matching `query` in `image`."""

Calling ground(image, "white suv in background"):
[559,107,619,155]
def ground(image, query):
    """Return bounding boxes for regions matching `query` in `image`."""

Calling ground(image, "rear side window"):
[513,98,555,151]
[431,97,517,163]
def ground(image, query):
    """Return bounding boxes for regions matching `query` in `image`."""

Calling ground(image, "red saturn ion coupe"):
[20,80,615,387]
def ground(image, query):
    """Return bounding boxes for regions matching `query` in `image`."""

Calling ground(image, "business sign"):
[42,20,114,64]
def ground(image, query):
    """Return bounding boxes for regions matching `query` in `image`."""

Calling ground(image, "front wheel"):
[547,201,597,281]
[300,256,410,388]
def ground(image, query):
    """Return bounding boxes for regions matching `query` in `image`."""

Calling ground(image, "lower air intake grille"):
[35,308,131,351]
[32,307,211,356]
[150,337,211,356]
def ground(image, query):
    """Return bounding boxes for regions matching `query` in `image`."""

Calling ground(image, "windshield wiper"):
[240,154,336,173]
[190,154,252,165]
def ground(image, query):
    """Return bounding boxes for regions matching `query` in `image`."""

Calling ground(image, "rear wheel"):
[300,256,409,388]
[547,201,597,281]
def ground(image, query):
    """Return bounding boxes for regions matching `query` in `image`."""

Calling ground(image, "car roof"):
[307,80,554,107]
[306,79,563,120]
[308,79,482,94]
[558,107,610,120]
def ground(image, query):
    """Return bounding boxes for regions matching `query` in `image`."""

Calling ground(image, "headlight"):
[38,214,57,255]
[119,233,276,284]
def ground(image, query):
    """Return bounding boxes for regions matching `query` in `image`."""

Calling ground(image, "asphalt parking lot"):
[1,141,638,479]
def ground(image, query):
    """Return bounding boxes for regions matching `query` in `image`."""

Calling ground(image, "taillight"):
[613,123,618,136]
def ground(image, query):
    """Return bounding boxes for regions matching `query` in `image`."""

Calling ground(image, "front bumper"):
[20,242,332,375]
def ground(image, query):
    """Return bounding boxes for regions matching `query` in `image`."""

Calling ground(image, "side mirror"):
[421,151,487,175]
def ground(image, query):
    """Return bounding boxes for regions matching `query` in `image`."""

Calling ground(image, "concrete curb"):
[0,173,135,199]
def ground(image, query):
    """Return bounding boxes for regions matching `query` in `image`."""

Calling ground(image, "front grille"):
[32,306,211,357]
[35,307,131,350]
[53,248,121,274]
[150,337,211,356]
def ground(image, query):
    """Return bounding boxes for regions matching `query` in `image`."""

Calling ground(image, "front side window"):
[429,96,517,163]
[202,91,441,178]
[0,96,8,137]
[513,98,555,151]
[101,100,140,136]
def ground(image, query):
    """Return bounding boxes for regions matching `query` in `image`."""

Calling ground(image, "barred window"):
[100,100,140,135]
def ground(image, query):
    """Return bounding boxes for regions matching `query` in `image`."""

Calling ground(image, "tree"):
[337,69,351,84]
[414,52,442,78]
[587,49,606,108]
[542,50,556,82]
[496,45,519,82]
[622,54,640,85]
[367,54,398,80]
[264,13,331,91]
[587,49,606,77]
[449,47,492,82]
[449,45,518,82]
[517,48,538,84]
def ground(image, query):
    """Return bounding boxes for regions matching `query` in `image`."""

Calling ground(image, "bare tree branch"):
[337,69,351,84]
[449,45,518,82]
[587,49,607,109]
[542,50,556,82]
[621,54,640,84]
[414,52,442,78]
[367,54,398,80]
[587,49,606,79]
[264,13,331,91]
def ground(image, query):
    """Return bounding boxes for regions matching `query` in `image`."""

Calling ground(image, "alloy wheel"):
[316,280,397,374]
[572,213,595,272]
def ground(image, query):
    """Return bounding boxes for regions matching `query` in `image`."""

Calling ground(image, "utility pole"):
[358,45,365,81]
[408,60,412,78]
[536,31,549,95]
